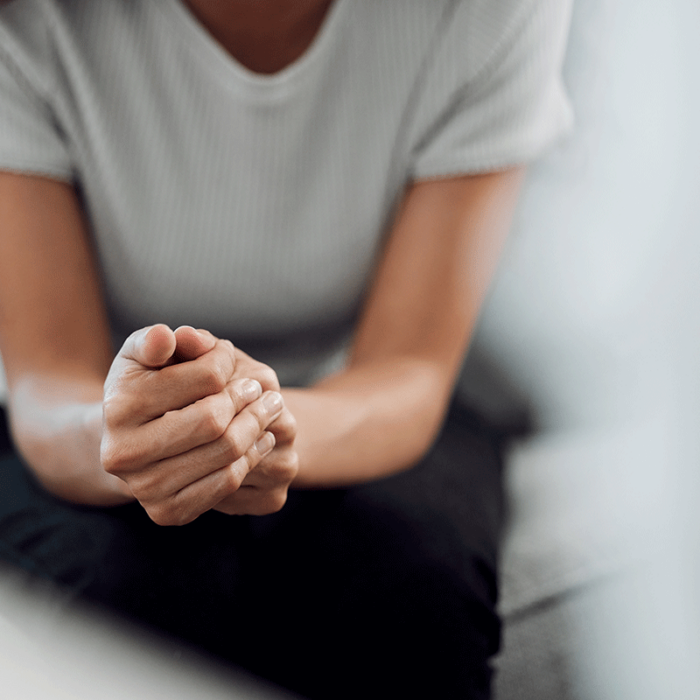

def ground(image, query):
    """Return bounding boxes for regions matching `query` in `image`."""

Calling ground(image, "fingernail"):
[255,431,276,456]
[262,391,283,414]
[242,379,262,402]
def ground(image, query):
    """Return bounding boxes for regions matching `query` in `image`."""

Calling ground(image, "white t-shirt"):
[0,0,573,386]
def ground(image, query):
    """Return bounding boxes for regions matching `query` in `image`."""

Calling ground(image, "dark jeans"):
[0,402,505,699]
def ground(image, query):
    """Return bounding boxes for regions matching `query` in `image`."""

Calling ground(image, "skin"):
[0,1,527,522]
[100,325,297,522]
[0,165,524,522]
[181,0,336,74]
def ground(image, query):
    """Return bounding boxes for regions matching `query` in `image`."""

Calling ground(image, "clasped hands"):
[100,325,298,525]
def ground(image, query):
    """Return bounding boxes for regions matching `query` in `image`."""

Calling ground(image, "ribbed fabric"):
[0,0,573,386]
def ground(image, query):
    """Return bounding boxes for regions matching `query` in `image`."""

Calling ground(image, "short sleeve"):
[409,0,574,180]
[0,11,73,181]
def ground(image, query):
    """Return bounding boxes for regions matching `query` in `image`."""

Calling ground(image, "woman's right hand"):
[100,325,286,525]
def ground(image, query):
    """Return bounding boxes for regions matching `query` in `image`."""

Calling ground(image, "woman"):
[0,0,572,697]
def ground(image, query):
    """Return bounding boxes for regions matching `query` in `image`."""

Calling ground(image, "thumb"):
[173,326,218,362]
[121,324,177,369]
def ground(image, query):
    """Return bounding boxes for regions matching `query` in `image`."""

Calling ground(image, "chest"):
[180,0,335,75]
[50,0,433,346]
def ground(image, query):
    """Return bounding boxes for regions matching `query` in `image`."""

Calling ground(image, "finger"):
[265,409,297,445]
[142,339,237,416]
[214,484,289,517]
[105,325,176,397]
[105,338,238,425]
[173,326,218,362]
[237,442,299,490]
[145,436,275,526]
[231,349,281,392]
[213,442,298,516]
[130,378,264,464]
[122,324,177,369]
[132,391,284,493]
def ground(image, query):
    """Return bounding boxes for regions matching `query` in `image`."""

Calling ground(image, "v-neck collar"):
[157,0,348,96]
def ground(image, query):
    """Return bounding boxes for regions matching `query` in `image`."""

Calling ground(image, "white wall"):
[472,0,700,696]
[472,0,699,433]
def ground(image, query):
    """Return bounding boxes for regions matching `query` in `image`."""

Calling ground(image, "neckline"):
[160,0,348,90]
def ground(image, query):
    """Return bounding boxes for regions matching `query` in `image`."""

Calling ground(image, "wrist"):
[33,464,135,507]
[284,360,450,488]
[10,387,135,507]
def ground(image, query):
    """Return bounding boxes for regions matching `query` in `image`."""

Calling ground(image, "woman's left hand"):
[195,345,299,516]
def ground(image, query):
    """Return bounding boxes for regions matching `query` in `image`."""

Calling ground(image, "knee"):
[0,501,145,608]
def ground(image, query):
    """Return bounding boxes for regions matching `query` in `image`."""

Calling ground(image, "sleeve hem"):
[410,112,574,181]
[0,157,73,182]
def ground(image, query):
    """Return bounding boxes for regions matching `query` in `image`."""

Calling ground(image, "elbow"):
[385,383,453,476]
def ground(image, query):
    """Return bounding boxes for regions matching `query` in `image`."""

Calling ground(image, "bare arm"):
[284,168,525,487]
[0,173,130,504]
[0,174,296,518]
[0,168,524,512]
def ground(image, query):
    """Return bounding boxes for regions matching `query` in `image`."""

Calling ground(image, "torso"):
[181,0,335,74]
[0,0,572,385]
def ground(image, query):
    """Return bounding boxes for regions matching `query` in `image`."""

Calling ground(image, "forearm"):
[285,357,452,488]
[8,374,134,506]
[284,172,524,488]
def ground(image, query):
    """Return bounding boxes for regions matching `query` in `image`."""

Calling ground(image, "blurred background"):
[1,0,699,697]
[464,0,700,697]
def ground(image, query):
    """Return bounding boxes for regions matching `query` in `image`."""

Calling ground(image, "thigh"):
[0,403,507,699]
[0,437,250,653]
[238,401,507,700]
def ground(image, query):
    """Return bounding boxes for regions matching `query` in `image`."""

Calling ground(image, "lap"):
[0,401,506,699]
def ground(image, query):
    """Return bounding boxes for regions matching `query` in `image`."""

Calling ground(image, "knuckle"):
[197,400,230,441]
[127,471,160,502]
[220,427,246,463]
[256,365,280,391]
[258,449,298,489]
[270,489,289,512]
[287,451,300,478]
[220,339,235,355]
[223,462,246,492]
[102,394,130,428]
[199,362,228,395]
[100,441,132,475]
[264,455,285,480]
[147,501,192,527]
[217,338,237,374]
[257,489,288,515]
[146,503,175,527]
[177,512,196,526]
[272,411,297,441]
[271,452,299,483]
